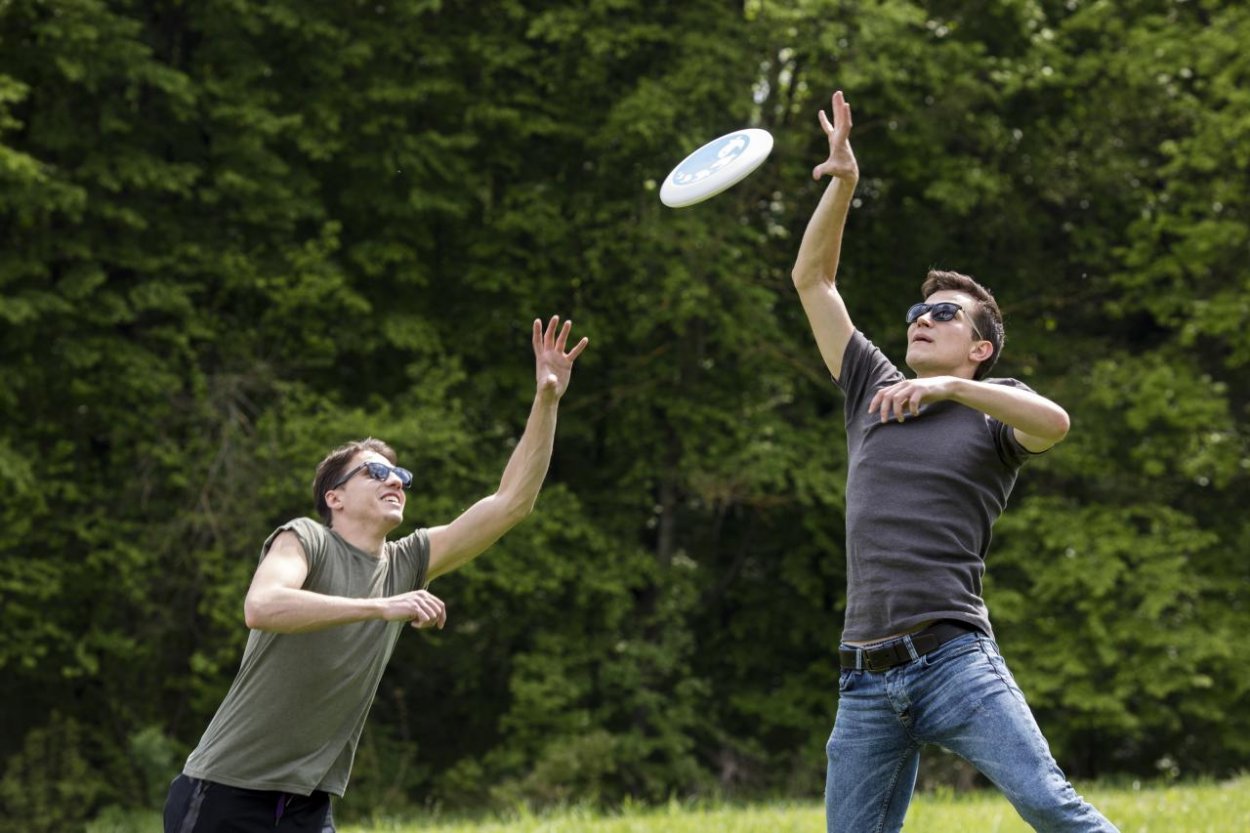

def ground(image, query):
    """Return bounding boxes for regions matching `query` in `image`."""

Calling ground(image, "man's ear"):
[965,340,995,367]
[970,339,994,364]
[324,488,344,512]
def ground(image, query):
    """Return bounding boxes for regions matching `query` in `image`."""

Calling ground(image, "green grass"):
[90,777,1250,832]
[338,779,1249,833]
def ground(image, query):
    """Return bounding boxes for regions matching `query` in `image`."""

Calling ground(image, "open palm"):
[533,316,589,399]
[812,90,858,181]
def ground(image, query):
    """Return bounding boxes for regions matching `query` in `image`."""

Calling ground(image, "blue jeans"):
[826,633,1119,833]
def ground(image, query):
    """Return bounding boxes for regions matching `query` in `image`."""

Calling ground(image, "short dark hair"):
[312,438,398,526]
[921,269,1005,380]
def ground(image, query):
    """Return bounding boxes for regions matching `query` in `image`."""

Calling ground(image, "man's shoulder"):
[278,515,326,534]
[273,516,331,545]
[261,517,331,563]
[982,376,1035,393]
[838,329,904,397]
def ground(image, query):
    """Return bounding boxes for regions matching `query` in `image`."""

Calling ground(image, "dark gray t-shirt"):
[836,330,1035,642]
[183,517,429,796]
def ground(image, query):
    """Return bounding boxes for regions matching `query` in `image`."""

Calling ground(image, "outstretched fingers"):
[812,90,857,181]
[825,91,853,149]
[534,315,589,361]
[544,315,561,349]
[833,90,853,130]
[818,107,834,136]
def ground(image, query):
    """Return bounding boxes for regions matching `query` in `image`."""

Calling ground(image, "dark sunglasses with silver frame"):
[331,461,414,490]
[905,301,985,341]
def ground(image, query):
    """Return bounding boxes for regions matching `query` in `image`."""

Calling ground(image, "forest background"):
[2,0,1248,829]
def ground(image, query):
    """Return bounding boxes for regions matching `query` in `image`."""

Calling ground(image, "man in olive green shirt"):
[165,316,588,832]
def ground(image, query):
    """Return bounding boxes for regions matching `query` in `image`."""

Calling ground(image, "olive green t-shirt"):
[183,517,430,796]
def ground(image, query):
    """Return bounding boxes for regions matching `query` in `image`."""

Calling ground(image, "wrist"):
[535,381,562,403]
[371,597,388,621]
[945,376,976,404]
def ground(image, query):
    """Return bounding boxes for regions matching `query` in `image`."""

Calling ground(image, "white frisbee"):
[660,128,774,208]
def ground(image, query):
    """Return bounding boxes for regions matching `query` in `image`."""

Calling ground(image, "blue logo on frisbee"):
[669,132,753,188]
[659,128,773,208]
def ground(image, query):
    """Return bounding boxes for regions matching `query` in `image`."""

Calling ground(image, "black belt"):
[839,622,976,672]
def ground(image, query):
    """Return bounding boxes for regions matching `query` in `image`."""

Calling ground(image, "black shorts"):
[164,774,334,832]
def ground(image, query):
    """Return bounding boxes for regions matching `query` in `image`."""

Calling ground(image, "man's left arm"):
[870,376,1070,452]
[425,316,588,581]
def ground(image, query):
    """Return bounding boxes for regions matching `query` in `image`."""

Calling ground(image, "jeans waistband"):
[839,621,976,672]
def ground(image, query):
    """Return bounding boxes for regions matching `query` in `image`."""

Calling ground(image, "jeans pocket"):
[919,632,980,668]
[978,641,1030,704]
[838,669,861,692]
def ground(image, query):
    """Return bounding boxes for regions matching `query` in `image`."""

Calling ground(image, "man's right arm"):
[243,531,446,634]
[792,90,859,381]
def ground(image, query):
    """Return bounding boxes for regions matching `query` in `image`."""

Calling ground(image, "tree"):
[2,1,1247,824]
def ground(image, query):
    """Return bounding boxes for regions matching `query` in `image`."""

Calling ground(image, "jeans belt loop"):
[903,634,920,661]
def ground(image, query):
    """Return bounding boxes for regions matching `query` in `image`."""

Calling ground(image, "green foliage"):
[126,726,181,810]
[0,713,109,833]
[3,0,1249,821]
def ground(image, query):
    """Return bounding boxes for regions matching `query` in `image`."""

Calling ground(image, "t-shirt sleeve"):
[386,528,431,592]
[835,330,906,415]
[259,517,329,576]
[985,378,1045,467]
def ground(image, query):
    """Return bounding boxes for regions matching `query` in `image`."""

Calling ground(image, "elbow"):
[1035,409,1070,448]
[791,267,832,294]
[243,593,277,631]
[1051,408,1071,444]
[499,490,538,527]
[243,598,263,630]
[1018,407,1070,453]
[505,497,537,527]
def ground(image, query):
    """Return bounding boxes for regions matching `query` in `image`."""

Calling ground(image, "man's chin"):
[904,348,943,375]
[380,509,405,531]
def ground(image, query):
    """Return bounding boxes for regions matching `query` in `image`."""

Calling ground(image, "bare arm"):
[243,531,447,634]
[425,316,588,581]
[792,90,859,380]
[869,376,1071,452]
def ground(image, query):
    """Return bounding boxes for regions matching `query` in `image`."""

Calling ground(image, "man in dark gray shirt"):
[793,90,1118,833]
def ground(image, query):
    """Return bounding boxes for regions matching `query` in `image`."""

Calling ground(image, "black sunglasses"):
[905,302,985,341]
[331,461,414,490]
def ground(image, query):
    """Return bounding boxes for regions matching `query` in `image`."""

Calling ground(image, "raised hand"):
[812,90,858,181]
[533,316,589,399]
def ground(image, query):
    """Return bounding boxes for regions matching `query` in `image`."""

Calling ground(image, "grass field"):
[335,778,1249,833]
[91,777,1249,832]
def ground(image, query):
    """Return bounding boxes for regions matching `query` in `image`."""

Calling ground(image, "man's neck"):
[327,517,390,557]
[911,365,978,380]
